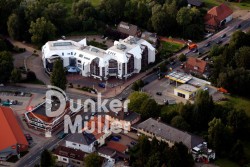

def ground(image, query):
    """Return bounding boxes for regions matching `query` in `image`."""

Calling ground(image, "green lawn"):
[225,95,250,116]
[201,0,250,10]
[161,41,184,53]
[215,158,240,167]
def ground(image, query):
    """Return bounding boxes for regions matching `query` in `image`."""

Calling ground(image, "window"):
[62,52,64,56]
[77,60,81,63]
[72,143,76,146]
[71,52,73,55]
[177,92,185,98]
[63,158,67,161]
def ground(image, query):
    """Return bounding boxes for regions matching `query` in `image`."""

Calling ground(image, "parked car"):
[111,137,119,141]
[236,24,241,29]
[98,83,105,88]
[204,42,210,47]
[130,141,137,145]
[192,49,198,53]
[58,132,67,139]
[156,92,162,96]
[91,112,97,116]
[170,61,176,65]
[118,97,125,101]
[220,33,226,38]
[114,135,122,139]
[216,40,222,44]
[25,134,33,141]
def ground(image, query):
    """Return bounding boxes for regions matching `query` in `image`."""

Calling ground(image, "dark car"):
[204,42,210,47]
[236,24,241,29]
[114,135,122,139]
[98,83,105,88]
[57,132,67,139]
[156,92,162,96]
[216,40,222,44]
[220,33,226,38]
[118,97,125,101]
[131,141,137,145]
[112,137,120,141]
[25,134,33,141]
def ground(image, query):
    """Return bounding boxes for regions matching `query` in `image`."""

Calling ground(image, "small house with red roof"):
[204,3,233,32]
[184,57,208,75]
[0,107,28,161]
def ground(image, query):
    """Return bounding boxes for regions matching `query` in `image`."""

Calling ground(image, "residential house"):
[184,57,208,75]
[117,22,140,37]
[141,31,158,47]
[0,107,28,161]
[105,109,140,132]
[52,145,85,167]
[66,116,111,153]
[204,3,233,32]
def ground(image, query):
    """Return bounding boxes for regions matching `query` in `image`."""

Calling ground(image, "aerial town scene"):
[0,0,250,167]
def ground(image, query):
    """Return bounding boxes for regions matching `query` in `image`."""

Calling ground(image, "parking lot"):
[144,78,187,104]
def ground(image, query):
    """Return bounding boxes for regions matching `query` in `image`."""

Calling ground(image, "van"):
[58,132,67,139]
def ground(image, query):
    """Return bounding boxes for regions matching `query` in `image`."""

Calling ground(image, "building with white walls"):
[42,36,156,80]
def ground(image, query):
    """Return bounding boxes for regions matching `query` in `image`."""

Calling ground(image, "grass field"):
[201,0,250,10]
[161,41,184,53]
[215,159,240,167]
[224,95,250,116]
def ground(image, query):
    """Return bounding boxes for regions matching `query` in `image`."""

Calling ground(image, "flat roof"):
[176,84,198,93]
[166,71,192,84]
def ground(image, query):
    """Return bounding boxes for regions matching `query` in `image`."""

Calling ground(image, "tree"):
[128,92,149,113]
[229,30,249,49]
[208,118,232,156]
[227,109,249,139]
[50,60,67,90]
[146,153,161,167]
[29,17,56,44]
[169,142,194,167]
[84,153,102,167]
[40,149,55,167]
[192,90,214,131]
[178,53,186,62]
[160,106,179,123]
[229,140,246,164]
[170,115,190,131]
[151,11,169,34]
[0,51,14,83]
[176,7,192,35]
[7,14,20,40]
[26,71,37,81]
[235,46,250,69]
[140,98,159,119]
[0,39,7,52]
[10,68,22,83]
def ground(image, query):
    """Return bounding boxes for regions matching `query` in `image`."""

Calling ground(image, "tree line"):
[0,0,206,47]
[128,90,250,165]
[209,30,250,97]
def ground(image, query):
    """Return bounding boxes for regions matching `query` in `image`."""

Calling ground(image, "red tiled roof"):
[185,57,207,74]
[107,141,128,153]
[207,3,233,21]
[0,107,28,151]
[204,15,220,26]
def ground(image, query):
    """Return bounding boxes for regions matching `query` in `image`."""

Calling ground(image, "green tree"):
[7,14,20,40]
[160,105,179,123]
[235,46,250,69]
[178,53,186,62]
[84,153,102,167]
[227,109,249,139]
[229,140,246,164]
[176,7,192,35]
[29,17,56,44]
[0,39,8,52]
[151,11,169,34]
[140,98,159,119]
[128,92,149,113]
[72,0,94,20]
[192,90,214,131]
[229,30,249,49]
[40,149,55,167]
[50,60,67,90]
[146,153,161,167]
[0,51,14,83]
[10,68,22,83]
[170,115,190,131]
[208,118,232,156]
[169,142,194,167]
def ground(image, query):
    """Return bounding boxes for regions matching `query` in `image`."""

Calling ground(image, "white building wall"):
[57,155,69,163]
[65,141,95,153]
[225,15,233,23]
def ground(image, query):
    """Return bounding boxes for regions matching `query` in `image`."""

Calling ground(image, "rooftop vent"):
[117,44,127,50]
[91,48,99,53]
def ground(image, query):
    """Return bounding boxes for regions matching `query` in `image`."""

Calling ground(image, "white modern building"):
[42,36,156,80]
